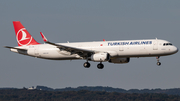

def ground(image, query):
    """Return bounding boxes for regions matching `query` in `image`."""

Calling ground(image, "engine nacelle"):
[91,53,110,62]
[109,58,130,64]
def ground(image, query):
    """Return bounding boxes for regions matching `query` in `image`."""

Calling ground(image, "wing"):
[40,32,95,58]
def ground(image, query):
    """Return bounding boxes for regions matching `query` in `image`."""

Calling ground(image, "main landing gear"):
[97,62,104,69]
[83,61,104,69]
[83,62,90,68]
[156,56,161,66]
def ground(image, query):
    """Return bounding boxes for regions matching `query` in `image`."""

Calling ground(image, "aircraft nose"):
[172,46,178,54]
[176,47,178,53]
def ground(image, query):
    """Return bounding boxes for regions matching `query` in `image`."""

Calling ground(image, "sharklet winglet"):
[40,32,48,42]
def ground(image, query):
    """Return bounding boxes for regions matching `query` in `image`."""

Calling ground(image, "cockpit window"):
[163,43,173,46]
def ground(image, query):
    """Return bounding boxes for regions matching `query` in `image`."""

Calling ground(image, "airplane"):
[4,21,178,69]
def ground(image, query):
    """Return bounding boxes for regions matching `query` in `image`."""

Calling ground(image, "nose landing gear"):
[156,56,161,66]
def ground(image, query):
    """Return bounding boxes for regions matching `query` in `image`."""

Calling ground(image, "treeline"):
[36,86,180,96]
[0,89,180,101]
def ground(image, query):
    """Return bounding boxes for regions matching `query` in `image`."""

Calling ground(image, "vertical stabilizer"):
[13,21,39,46]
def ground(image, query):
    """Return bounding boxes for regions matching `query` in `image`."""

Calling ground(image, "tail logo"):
[16,28,32,46]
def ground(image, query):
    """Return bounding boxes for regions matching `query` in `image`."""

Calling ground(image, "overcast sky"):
[1,0,180,90]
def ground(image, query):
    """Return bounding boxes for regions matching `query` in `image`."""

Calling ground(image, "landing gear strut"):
[156,56,161,66]
[83,62,90,68]
[97,62,104,69]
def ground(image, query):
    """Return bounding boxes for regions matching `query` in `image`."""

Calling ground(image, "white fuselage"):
[11,39,178,61]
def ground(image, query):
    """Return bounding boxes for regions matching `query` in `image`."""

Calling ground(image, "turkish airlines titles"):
[108,41,152,46]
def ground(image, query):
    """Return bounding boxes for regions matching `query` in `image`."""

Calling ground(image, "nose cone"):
[172,46,178,54]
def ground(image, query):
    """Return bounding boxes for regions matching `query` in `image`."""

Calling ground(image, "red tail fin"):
[13,21,39,46]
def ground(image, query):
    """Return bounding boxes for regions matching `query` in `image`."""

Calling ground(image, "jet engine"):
[109,58,130,64]
[91,53,110,62]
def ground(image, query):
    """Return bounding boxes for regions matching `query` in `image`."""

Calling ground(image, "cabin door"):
[34,46,39,56]
[119,45,124,51]
[153,40,158,50]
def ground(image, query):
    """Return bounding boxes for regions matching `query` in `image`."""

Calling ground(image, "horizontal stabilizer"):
[4,46,27,51]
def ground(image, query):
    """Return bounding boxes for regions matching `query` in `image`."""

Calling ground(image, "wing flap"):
[46,41,94,56]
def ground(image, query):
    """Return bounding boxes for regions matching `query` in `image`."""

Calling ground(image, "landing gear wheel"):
[83,62,90,68]
[156,56,161,66]
[157,62,161,66]
[97,63,104,69]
